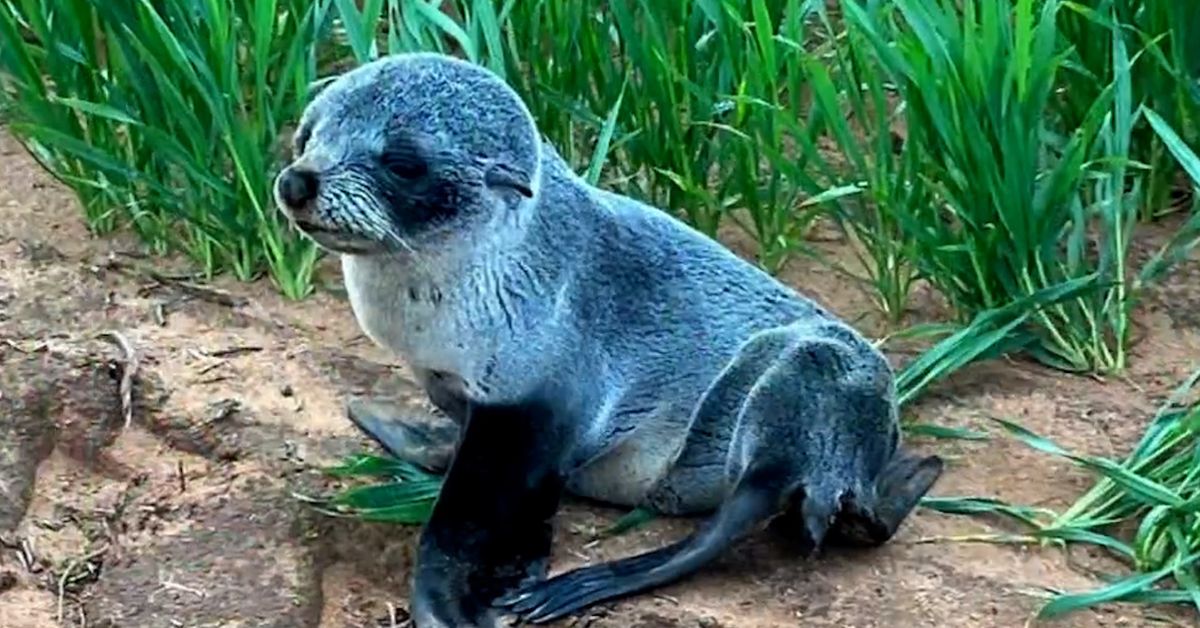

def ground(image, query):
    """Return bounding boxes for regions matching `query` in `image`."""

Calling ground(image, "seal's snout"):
[276,166,319,213]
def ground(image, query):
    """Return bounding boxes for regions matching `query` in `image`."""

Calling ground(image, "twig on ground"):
[206,345,263,358]
[18,538,37,573]
[652,593,679,606]
[56,543,110,626]
[189,345,262,382]
[153,275,246,307]
[204,398,241,424]
[194,360,227,377]
[101,255,247,308]
[2,338,48,353]
[148,570,207,603]
[97,331,138,428]
[187,348,227,378]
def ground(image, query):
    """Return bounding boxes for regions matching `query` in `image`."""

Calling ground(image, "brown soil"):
[1,127,1198,628]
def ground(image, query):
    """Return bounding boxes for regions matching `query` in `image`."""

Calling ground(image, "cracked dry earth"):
[2,127,1200,628]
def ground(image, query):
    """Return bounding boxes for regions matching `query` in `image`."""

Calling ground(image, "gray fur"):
[274,52,939,626]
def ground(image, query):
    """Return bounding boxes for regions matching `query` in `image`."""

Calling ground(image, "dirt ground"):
[2,127,1199,628]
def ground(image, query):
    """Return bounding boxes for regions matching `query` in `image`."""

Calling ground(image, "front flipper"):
[346,397,460,473]
[495,472,782,624]
[411,396,570,628]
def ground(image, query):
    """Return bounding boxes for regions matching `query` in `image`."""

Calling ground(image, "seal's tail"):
[827,449,944,548]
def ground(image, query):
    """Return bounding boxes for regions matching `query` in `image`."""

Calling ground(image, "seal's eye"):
[380,139,429,180]
[293,125,311,157]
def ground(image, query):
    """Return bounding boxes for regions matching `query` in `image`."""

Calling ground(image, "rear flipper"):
[494,473,783,624]
[346,397,460,474]
[827,450,943,548]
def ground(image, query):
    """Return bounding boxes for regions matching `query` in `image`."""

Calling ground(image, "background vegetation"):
[2,0,1200,619]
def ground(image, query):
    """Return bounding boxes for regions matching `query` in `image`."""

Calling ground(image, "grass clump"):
[0,0,327,299]
[675,0,934,320]
[841,0,1200,374]
[294,453,442,524]
[924,364,1200,619]
[1056,0,1200,223]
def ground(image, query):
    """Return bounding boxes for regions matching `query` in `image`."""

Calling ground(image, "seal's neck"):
[339,197,569,313]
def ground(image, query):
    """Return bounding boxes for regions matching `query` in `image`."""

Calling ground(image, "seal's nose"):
[277,167,319,210]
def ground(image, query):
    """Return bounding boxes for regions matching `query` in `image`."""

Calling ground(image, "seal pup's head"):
[273,53,542,256]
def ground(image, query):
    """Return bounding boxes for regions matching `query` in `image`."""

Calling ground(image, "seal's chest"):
[352,296,469,372]
[341,256,509,383]
[342,257,446,354]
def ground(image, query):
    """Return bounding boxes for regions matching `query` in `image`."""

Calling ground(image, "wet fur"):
[276,53,944,627]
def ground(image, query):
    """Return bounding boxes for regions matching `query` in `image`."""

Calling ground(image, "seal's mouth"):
[292,218,333,235]
[289,217,383,255]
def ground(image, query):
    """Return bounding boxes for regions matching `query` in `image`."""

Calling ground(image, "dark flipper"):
[495,473,782,624]
[346,397,460,473]
[827,450,943,547]
[411,396,570,628]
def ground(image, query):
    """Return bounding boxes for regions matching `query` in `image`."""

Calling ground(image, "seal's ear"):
[306,73,340,101]
[483,162,534,198]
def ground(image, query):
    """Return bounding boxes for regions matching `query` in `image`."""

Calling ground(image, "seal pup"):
[273,52,943,627]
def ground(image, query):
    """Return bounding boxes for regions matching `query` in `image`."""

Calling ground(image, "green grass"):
[293,453,443,524]
[0,0,326,298]
[840,0,1200,374]
[1056,0,1200,223]
[922,364,1200,619]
